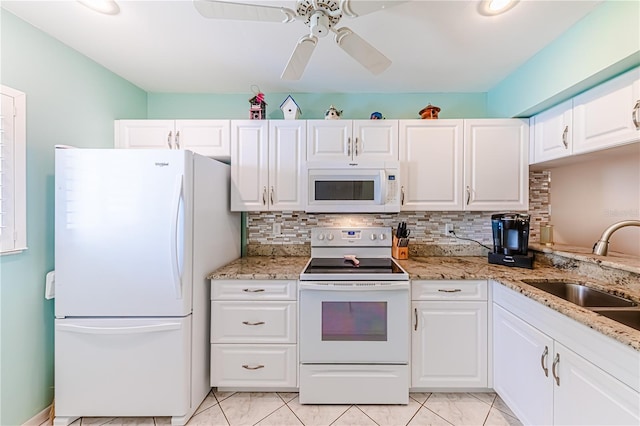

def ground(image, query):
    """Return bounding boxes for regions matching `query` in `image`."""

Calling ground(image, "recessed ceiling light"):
[77,0,120,15]
[479,0,518,16]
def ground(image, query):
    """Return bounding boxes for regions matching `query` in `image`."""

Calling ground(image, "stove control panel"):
[311,227,392,247]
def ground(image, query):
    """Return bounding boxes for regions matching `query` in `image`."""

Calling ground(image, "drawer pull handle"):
[242,364,265,370]
[242,321,265,326]
[552,353,560,386]
[438,289,462,293]
[540,346,549,377]
[242,288,265,293]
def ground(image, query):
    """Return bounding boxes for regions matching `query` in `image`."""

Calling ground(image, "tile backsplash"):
[246,171,551,256]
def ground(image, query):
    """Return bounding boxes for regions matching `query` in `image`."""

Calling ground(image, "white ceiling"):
[2,0,602,94]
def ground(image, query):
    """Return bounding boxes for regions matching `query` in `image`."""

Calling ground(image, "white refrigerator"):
[53,148,240,426]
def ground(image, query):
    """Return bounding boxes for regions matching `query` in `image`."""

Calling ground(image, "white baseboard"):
[22,404,52,426]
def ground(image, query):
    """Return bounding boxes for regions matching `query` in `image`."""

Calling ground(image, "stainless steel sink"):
[521,280,636,308]
[591,309,640,331]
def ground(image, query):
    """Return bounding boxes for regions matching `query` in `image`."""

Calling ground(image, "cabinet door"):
[115,120,175,149]
[353,120,398,161]
[399,120,463,211]
[411,301,487,388]
[573,68,640,154]
[553,342,640,426]
[176,119,230,158]
[230,120,268,211]
[464,119,529,211]
[269,121,307,211]
[532,100,573,164]
[493,304,553,426]
[307,120,352,161]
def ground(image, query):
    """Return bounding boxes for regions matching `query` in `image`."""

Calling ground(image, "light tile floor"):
[42,391,522,426]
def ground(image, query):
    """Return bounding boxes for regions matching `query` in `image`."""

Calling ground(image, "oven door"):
[299,281,409,364]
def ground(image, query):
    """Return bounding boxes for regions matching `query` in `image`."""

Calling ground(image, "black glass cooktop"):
[303,257,403,274]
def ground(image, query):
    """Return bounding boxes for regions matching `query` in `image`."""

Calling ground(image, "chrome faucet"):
[592,220,640,256]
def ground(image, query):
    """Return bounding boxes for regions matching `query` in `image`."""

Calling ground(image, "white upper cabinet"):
[399,120,464,211]
[531,67,640,166]
[230,120,306,212]
[573,68,640,154]
[464,119,529,211]
[532,100,573,164]
[115,119,230,159]
[268,121,307,211]
[307,120,398,162]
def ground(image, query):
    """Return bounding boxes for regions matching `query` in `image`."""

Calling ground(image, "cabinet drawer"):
[211,280,297,301]
[412,280,487,300]
[211,301,296,343]
[211,344,297,388]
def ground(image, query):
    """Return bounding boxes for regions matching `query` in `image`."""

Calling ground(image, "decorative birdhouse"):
[279,95,302,120]
[324,105,343,120]
[249,92,267,120]
[419,104,441,119]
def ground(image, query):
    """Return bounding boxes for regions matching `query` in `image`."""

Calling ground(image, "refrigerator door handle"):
[170,174,184,299]
[57,322,182,335]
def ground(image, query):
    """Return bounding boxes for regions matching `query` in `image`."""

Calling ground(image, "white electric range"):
[298,227,410,405]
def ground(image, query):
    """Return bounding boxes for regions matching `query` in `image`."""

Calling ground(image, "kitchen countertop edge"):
[208,255,640,352]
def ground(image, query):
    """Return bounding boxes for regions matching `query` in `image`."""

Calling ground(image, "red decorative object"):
[249,92,267,120]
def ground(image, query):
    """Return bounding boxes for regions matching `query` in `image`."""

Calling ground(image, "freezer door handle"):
[57,322,182,335]
[170,174,184,299]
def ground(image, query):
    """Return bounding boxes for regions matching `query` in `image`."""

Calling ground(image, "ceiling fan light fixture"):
[478,0,518,16]
[310,11,330,37]
[77,0,120,15]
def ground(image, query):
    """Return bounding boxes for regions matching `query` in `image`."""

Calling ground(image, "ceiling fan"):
[194,0,406,80]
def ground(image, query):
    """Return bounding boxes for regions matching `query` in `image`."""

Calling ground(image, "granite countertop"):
[208,256,310,280]
[208,252,640,352]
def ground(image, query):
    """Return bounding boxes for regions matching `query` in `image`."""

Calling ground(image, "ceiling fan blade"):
[334,27,391,75]
[281,34,318,80]
[194,0,296,23]
[340,0,408,18]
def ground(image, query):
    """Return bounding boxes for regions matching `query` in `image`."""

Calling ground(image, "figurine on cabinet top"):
[324,105,342,120]
[249,92,267,120]
[279,95,301,120]
[419,104,440,119]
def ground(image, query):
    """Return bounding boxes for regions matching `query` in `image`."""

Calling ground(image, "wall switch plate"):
[273,222,282,235]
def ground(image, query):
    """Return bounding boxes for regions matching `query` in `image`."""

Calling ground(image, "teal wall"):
[488,0,640,117]
[147,92,489,120]
[0,10,147,426]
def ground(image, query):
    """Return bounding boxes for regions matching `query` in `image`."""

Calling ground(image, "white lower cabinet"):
[210,280,297,389]
[411,280,488,389]
[493,282,640,426]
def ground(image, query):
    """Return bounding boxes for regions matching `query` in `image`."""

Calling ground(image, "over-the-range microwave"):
[305,161,401,213]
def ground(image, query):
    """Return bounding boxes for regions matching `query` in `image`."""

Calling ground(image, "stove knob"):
[317,234,325,241]
[327,234,334,241]
[370,234,377,240]
[379,233,386,240]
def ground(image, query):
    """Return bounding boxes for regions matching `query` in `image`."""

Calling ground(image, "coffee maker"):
[488,213,534,269]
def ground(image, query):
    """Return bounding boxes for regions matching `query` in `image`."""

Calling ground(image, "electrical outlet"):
[445,224,454,235]
[273,222,282,235]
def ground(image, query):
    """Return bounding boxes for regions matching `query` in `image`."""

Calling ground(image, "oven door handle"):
[299,282,409,291]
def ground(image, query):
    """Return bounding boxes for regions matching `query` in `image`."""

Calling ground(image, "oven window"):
[321,301,387,341]
[315,181,375,201]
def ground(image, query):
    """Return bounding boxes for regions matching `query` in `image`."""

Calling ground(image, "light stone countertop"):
[208,252,640,352]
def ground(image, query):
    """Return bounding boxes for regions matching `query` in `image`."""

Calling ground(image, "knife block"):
[392,236,408,260]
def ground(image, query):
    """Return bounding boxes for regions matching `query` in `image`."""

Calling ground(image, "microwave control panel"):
[386,172,399,203]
